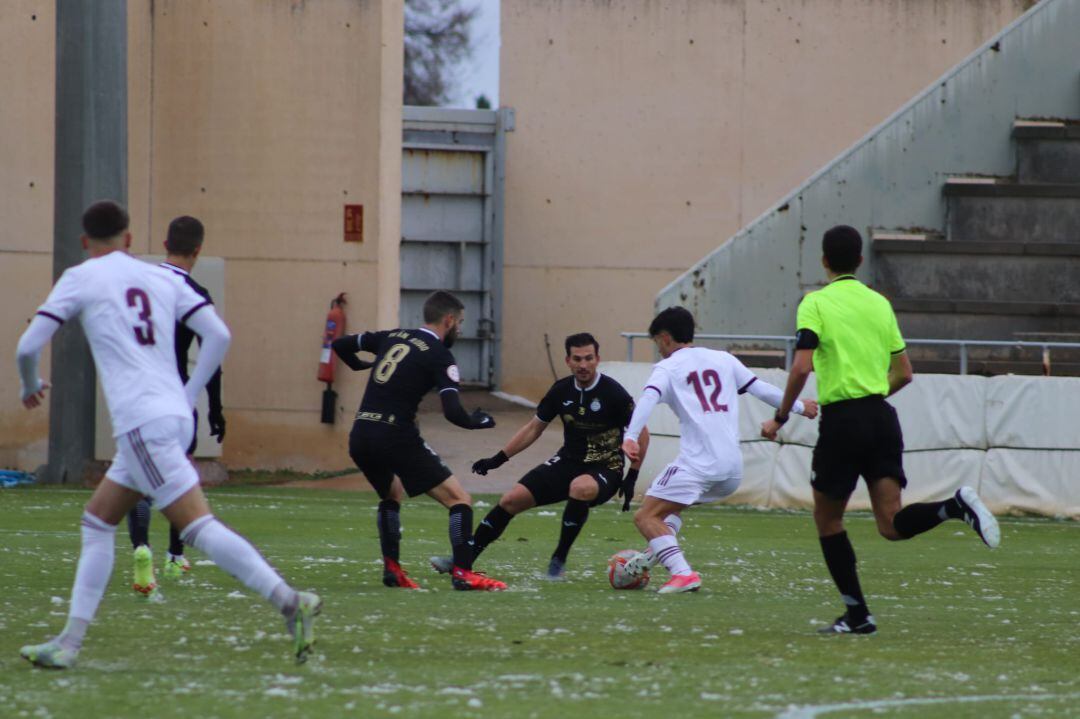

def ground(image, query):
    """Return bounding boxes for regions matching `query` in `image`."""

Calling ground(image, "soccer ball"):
[608,549,649,590]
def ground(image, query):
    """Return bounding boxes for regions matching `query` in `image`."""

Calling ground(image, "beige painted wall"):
[499,0,1032,399]
[0,2,54,469]
[1,0,402,472]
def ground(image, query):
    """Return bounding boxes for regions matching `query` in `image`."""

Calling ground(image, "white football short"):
[645,462,740,506]
[105,415,199,509]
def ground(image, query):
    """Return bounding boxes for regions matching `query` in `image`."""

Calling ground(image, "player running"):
[127,216,225,597]
[622,306,818,593]
[16,201,319,668]
[760,225,1001,634]
[430,333,648,579]
[332,290,507,591]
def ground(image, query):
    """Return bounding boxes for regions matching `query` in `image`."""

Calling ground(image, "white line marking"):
[777,692,1080,718]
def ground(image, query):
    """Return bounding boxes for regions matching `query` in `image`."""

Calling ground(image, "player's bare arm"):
[617,427,648,511]
[472,415,548,475]
[760,348,814,440]
[887,351,914,396]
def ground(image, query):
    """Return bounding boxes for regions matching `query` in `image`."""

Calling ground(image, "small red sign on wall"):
[344,204,363,243]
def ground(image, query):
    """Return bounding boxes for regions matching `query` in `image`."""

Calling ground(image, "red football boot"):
[451,566,507,591]
[382,558,420,589]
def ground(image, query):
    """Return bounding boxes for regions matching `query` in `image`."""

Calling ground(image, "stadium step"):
[874,240,1080,304]
[1014,119,1080,184]
[943,179,1080,243]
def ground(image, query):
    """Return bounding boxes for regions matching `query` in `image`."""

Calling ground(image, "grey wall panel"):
[402,195,484,243]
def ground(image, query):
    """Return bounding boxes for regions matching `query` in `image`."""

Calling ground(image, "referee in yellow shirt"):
[762,225,1001,635]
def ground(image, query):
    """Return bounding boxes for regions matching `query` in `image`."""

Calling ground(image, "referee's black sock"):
[449,504,474,570]
[893,498,961,538]
[376,500,402,564]
[471,505,513,559]
[553,499,589,563]
[819,531,870,621]
[127,498,152,549]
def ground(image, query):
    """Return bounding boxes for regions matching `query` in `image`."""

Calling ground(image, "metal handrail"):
[620,332,1080,375]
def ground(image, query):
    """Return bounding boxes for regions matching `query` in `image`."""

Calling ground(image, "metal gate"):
[401,106,512,387]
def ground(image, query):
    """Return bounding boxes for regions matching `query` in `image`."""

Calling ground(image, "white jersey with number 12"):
[643,346,758,479]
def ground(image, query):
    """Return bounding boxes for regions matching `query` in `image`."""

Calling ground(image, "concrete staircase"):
[873,120,1080,375]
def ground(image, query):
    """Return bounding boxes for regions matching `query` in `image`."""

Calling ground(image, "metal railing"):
[621,332,1080,375]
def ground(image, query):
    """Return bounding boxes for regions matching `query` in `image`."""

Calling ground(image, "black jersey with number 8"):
[351,328,460,433]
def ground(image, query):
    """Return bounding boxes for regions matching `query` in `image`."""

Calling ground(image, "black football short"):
[518,457,622,508]
[349,425,452,498]
[811,395,907,500]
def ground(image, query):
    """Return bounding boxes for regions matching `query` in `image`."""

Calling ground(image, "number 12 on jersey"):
[687,370,728,413]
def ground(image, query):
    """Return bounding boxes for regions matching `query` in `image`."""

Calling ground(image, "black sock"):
[893,499,958,538]
[449,504,474,570]
[127,498,151,549]
[553,499,589,563]
[376,500,402,564]
[819,531,869,621]
[168,523,184,556]
[471,505,513,559]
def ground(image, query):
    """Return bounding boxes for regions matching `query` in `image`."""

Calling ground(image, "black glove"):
[472,450,509,475]
[470,409,496,430]
[618,468,639,512]
[208,409,226,444]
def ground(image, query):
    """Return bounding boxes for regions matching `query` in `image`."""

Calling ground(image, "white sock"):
[180,515,296,612]
[648,534,693,577]
[642,515,684,567]
[663,514,683,535]
[62,512,117,649]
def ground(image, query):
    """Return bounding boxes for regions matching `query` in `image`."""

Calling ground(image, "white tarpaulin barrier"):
[602,361,1080,519]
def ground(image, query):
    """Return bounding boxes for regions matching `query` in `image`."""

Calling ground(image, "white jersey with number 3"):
[643,346,758,478]
[36,252,210,437]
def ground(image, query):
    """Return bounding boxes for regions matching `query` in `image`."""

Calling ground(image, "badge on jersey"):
[447,364,461,383]
[590,398,601,412]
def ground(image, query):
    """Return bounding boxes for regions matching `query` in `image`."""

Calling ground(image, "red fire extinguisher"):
[318,293,347,384]
[318,293,346,424]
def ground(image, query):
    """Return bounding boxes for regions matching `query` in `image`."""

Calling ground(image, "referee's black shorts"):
[349,423,452,498]
[811,395,907,500]
[518,457,622,508]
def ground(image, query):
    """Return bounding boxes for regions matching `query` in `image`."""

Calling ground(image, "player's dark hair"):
[648,306,695,343]
[81,200,129,240]
[165,216,205,256]
[423,290,465,323]
[564,332,599,357]
[822,225,863,274]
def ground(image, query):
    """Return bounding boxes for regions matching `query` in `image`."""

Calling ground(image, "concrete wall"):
[657,0,1080,338]
[1,0,403,472]
[0,2,55,469]
[498,0,1033,399]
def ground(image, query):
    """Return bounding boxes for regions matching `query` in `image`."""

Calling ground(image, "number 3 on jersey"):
[125,288,155,346]
[374,343,412,384]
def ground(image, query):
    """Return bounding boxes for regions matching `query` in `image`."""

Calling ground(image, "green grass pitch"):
[0,485,1078,718]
